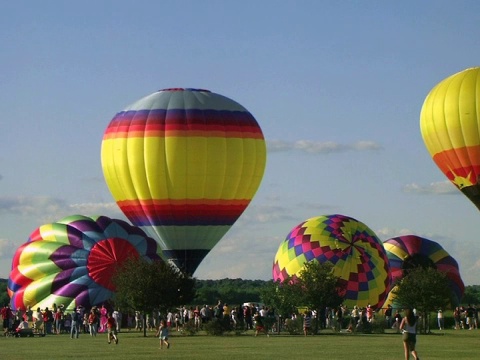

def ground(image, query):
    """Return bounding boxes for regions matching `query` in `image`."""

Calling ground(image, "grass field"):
[0,328,478,360]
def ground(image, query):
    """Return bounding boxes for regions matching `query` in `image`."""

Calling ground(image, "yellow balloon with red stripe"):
[420,67,480,210]
[101,88,267,274]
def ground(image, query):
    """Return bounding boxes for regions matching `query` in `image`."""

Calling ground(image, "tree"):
[392,266,451,333]
[0,280,9,307]
[260,279,300,317]
[260,279,302,333]
[112,257,196,336]
[261,261,344,334]
[295,261,345,333]
[462,285,480,305]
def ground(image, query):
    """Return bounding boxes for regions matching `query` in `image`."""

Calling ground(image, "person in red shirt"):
[1,304,13,336]
[106,313,118,344]
[366,305,374,322]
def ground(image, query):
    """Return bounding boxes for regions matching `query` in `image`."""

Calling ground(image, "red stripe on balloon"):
[117,199,249,226]
[432,146,480,183]
[103,110,264,140]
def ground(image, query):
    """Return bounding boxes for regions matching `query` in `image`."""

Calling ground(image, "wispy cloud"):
[402,181,458,195]
[69,202,123,218]
[0,196,68,216]
[195,232,282,280]
[0,196,123,219]
[375,227,415,240]
[267,139,382,153]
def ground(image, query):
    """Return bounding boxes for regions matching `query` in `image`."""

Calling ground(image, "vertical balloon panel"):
[101,89,267,275]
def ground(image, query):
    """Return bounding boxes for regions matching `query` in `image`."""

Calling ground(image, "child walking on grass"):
[155,320,170,349]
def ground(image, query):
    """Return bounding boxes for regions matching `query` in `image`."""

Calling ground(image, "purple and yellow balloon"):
[7,215,163,311]
[384,235,464,306]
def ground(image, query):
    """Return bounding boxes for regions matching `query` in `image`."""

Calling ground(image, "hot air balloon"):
[383,235,464,306]
[272,214,391,309]
[7,215,164,311]
[101,88,266,275]
[420,67,480,210]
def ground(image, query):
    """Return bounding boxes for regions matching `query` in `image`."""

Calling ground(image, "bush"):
[182,319,198,336]
[353,319,385,334]
[204,317,232,336]
[284,317,303,335]
[369,320,386,334]
[264,317,276,332]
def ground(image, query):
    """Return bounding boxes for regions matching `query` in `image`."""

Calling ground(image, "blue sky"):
[1,1,480,285]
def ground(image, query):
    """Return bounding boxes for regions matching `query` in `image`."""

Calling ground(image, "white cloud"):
[294,140,347,153]
[403,181,458,195]
[375,227,415,240]
[195,233,282,280]
[351,141,383,151]
[0,196,123,219]
[0,196,67,216]
[266,140,293,152]
[69,202,124,219]
[267,139,382,154]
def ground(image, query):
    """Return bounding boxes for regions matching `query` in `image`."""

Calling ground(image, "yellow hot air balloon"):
[101,88,267,275]
[420,67,480,210]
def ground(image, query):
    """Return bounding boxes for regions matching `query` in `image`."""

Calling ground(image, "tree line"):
[2,270,480,311]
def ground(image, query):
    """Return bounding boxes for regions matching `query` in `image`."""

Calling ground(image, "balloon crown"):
[159,88,211,93]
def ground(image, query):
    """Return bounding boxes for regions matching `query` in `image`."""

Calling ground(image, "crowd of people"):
[133,301,274,336]
[2,299,478,358]
[451,304,479,330]
[1,302,122,343]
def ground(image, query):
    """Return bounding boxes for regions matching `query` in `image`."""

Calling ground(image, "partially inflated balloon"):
[272,214,391,309]
[7,215,164,311]
[101,88,266,274]
[420,67,480,210]
[384,235,464,306]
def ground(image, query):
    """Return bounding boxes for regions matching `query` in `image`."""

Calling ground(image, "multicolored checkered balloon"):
[272,214,391,309]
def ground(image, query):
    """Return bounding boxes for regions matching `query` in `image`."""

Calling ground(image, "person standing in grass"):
[437,309,444,330]
[106,312,118,345]
[70,309,81,339]
[254,313,269,337]
[303,311,312,336]
[155,320,170,349]
[88,309,98,336]
[399,309,420,360]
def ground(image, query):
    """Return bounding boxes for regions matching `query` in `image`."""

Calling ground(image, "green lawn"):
[0,328,477,360]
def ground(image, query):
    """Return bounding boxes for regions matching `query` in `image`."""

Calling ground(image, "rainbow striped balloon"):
[101,88,266,274]
[7,215,164,311]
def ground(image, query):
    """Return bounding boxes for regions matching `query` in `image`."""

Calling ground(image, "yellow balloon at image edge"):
[420,67,480,210]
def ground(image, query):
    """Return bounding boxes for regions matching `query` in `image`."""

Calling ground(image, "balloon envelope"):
[272,214,391,309]
[101,88,266,274]
[7,215,164,311]
[420,67,480,210]
[383,235,464,306]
